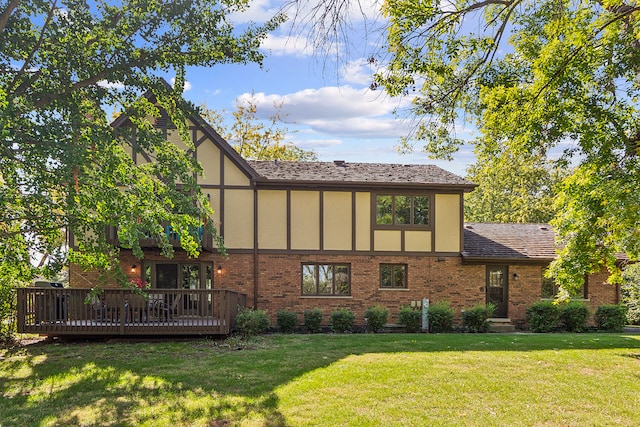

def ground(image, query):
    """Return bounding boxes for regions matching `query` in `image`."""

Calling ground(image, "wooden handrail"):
[17,287,246,336]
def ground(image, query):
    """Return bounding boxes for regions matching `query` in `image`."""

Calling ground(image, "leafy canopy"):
[377,0,640,290]
[0,0,283,289]
[201,98,318,161]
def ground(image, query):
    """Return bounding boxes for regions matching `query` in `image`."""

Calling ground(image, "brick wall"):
[70,250,620,328]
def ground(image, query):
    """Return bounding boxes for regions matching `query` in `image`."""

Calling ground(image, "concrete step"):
[488,318,516,333]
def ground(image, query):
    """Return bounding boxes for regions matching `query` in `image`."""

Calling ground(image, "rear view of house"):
[18,97,620,336]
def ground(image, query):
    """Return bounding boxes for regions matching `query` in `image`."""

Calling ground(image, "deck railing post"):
[119,291,126,335]
[17,288,25,333]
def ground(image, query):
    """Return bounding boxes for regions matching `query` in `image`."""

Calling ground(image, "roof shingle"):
[247,160,475,188]
[463,223,557,261]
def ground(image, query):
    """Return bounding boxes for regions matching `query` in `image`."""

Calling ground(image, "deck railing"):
[17,288,246,336]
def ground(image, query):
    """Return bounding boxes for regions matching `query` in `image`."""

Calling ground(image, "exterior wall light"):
[131,264,137,273]
[217,265,222,274]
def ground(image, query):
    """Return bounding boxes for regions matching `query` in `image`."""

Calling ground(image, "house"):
[18,94,621,336]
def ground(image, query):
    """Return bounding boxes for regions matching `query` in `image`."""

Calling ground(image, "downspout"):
[253,186,259,308]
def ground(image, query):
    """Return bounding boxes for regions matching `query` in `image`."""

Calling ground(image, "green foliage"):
[276,310,298,334]
[201,99,317,161]
[398,306,422,333]
[0,0,283,294]
[377,0,640,290]
[560,302,590,332]
[303,308,323,333]
[427,301,454,333]
[462,304,495,333]
[364,305,389,333]
[595,305,628,332]
[621,264,640,325]
[235,307,270,338]
[526,301,561,333]
[330,308,355,333]
[465,149,565,223]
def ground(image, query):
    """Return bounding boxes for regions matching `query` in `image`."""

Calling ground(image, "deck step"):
[488,318,516,333]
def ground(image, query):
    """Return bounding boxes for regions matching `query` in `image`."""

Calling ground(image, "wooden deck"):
[17,288,246,337]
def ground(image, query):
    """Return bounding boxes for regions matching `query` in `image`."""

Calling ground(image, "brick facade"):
[71,250,620,329]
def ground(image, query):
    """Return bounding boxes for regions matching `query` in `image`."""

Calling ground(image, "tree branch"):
[0,0,20,33]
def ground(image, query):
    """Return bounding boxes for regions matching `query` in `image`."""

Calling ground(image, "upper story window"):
[376,195,430,227]
[302,263,350,296]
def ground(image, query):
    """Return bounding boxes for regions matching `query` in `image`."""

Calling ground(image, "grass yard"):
[2,333,640,426]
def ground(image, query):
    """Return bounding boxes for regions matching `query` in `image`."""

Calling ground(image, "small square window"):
[380,264,408,289]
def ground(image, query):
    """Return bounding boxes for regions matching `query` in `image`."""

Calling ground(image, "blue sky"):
[173,0,476,177]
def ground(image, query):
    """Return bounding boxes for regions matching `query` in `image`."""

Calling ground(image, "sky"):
[173,0,477,177]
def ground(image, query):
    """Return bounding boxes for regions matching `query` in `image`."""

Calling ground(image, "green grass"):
[2,333,640,426]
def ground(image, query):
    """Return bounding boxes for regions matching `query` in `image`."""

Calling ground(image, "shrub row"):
[237,302,498,336]
[237,302,629,337]
[526,301,627,333]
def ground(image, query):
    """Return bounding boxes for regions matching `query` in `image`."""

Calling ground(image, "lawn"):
[1,333,640,426]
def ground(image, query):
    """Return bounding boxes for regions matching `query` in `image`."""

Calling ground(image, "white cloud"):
[235,85,413,138]
[340,59,376,85]
[97,80,125,89]
[170,78,192,92]
[294,138,343,149]
[229,0,282,24]
[261,34,315,57]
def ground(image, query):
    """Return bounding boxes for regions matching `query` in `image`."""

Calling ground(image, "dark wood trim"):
[287,190,292,250]
[219,151,225,238]
[351,192,356,252]
[253,187,259,308]
[463,257,553,265]
[255,180,476,192]
[319,190,324,251]
[224,248,462,257]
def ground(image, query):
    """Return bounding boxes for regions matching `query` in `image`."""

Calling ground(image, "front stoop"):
[488,318,516,333]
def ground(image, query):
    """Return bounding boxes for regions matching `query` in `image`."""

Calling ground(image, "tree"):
[374,0,640,292]
[464,146,566,223]
[201,98,317,161]
[0,0,282,339]
[621,263,640,325]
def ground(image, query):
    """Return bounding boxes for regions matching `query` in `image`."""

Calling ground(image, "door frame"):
[486,265,509,318]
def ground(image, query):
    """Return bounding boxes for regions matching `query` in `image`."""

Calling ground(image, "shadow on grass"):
[2,333,640,426]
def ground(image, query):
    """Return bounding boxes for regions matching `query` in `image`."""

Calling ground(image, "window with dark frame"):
[541,275,587,299]
[380,264,408,289]
[375,194,430,227]
[302,263,351,296]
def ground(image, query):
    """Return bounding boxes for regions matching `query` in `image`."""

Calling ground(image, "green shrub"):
[398,306,422,332]
[364,305,389,333]
[595,304,627,332]
[303,308,323,333]
[330,308,355,333]
[236,307,270,337]
[462,303,495,333]
[526,301,560,332]
[427,301,454,333]
[560,302,590,332]
[276,310,298,333]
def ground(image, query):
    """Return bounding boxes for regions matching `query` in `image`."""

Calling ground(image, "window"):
[375,195,430,226]
[302,263,350,296]
[142,261,213,289]
[380,264,407,289]
[542,276,587,299]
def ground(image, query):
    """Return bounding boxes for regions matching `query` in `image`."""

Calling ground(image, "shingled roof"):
[247,160,475,189]
[462,223,557,262]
